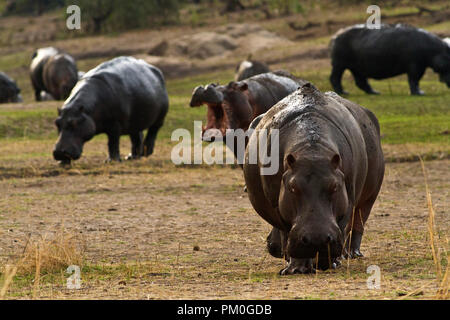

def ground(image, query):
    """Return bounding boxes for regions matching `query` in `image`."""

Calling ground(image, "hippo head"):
[432,52,450,88]
[279,151,347,269]
[189,82,253,142]
[53,105,96,164]
[0,73,22,103]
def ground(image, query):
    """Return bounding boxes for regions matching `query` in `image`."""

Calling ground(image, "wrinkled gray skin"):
[243,83,385,274]
[235,60,270,81]
[53,56,169,165]
[0,72,22,103]
[330,24,450,95]
[30,47,79,101]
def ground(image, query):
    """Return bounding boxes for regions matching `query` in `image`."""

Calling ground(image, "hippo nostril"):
[326,235,332,243]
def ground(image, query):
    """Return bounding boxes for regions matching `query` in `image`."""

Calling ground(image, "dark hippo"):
[30,47,78,101]
[330,24,450,95]
[243,83,385,274]
[190,71,306,161]
[0,72,22,103]
[53,56,169,164]
[190,71,305,139]
[235,58,270,81]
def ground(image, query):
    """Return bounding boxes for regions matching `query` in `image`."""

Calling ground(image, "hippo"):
[53,56,169,165]
[30,47,79,101]
[444,38,450,47]
[0,72,22,103]
[243,83,385,274]
[190,71,306,161]
[235,58,270,81]
[330,24,450,95]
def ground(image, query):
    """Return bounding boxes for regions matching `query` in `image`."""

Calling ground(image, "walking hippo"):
[190,71,306,161]
[235,57,270,81]
[53,56,169,165]
[30,47,79,101]
[243,83,385,274]
[330,24,450,95]
[0,72,22,103]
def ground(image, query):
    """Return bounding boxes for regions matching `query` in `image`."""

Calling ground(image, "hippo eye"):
[287,181,300,194]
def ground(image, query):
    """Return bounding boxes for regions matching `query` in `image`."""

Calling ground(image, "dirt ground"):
[0,139,448,299]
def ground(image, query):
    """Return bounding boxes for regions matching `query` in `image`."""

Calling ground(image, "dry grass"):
[0,229,85,299]
[419,157,449,299]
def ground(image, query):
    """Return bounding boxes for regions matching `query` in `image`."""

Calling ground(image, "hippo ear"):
[286,154,296,169]
[331,154,341,170]
[238,83,248,91]
[190,86,205,107]
[204,85,224,104]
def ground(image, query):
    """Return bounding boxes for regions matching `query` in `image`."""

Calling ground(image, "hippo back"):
[30,47,59,91]
[0,72,21,103]
[243,71,306,115]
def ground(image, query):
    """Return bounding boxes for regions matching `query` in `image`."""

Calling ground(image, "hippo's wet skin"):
[53,56,169,165]
[330,24,450,95]
[243,83,385,274]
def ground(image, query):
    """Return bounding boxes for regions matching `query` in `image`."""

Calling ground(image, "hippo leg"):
[351,71,379,95]
[126,132,144,160]
[346,195,379,258]
[142,117,164,157]
[330,65,348,95]
[35,89,42,102]
[280,258,314,275]
[407,67,426,95]
[106,124,121,162]
[266,227,283,259]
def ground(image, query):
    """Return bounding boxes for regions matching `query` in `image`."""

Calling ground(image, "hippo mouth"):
[202,103,231,142]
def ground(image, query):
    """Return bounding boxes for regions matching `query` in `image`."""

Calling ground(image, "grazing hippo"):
[243,83,385,274]
[235,58,270,81]
[53,56,169,165]
[330,24,450,95]
[30,47,79,101]
[190,71,306,161]
[0,72,22,103]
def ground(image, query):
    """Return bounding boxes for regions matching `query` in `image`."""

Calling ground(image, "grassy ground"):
[0,1,449,300]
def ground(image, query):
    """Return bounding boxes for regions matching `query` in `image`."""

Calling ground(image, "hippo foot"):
[105,157,121,163]
[59,160,72,168]
[367,90,380,95]
[125,154,140,161]
[279,258,314,275]
[344,248,364,259]
[336,90,349,96]
[411,90,425,96]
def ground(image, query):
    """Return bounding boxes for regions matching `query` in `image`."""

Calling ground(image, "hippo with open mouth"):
[330,24,450,95]
[189,71,306,160]
[243,83,385,274]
